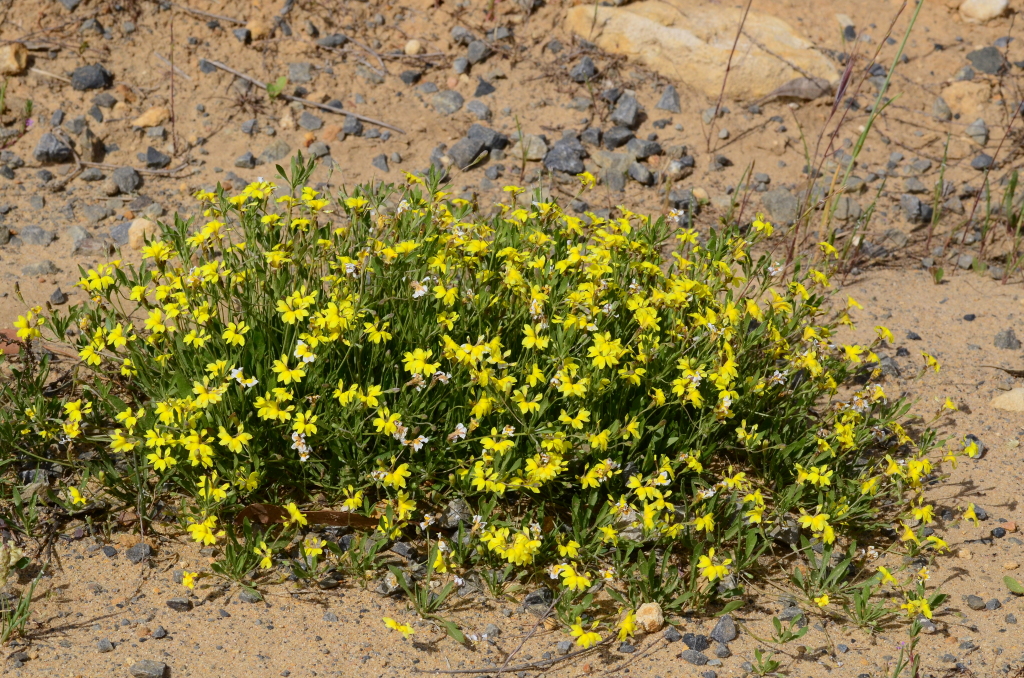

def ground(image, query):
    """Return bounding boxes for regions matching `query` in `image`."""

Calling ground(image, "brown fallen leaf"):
[757,77,832,104]
[235,503,379,528]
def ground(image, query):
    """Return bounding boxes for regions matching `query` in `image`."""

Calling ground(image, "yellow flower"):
[383,617,415,639]
[218,425,253,453]
[182,571,198,590]
[187,516,224,545]
[558,540,580,558]
[147,448,177,472]
[696,547,731,582]
[814,594,829,607]
[522,324,550,351]
[693,513,715,533]
[383,463,411,489]
[557,408,591,430]
[254,541,274,569]
[570,617,602,648]
[963,503,979,527]
[617,609,636,641]
[68,487,86,506]
[283,502,308,528]
[921,352,941,373]
[271,355,306,385]
[222,321,250,346]
[303,535,326,558]
[577,171,597,189]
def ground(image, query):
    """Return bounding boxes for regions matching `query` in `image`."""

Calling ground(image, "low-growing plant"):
[1,153,969,646]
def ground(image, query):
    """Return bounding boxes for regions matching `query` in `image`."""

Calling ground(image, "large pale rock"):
[0,43,28,76]
[940,81,991,120]
[991,388,1024,412]
[960,0,1008,23]
[635,602,664,633]
[565,1,837,100]
[128,218,158,250]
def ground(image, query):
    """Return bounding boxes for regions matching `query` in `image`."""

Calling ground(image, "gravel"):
[603,126,634,150]
[971,154,994,170]
[447,137,486,169]
[664,626,682,642]
[966,595,986,610]
[569,56,598,83]
[129,659,168,678]
[432,90,465,115]
[709,615,737,643]
[656,84,681,113]
[97,638,114,653]
[298,111,323,130]
[683,633,710,652]
[126,543,153,564]
[33,133,73,164]
[681,649,709,666]
[467,40,491,64]
[144,147,171,169]
[610,94,640,129]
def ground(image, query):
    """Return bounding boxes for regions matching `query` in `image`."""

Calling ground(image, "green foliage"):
[266,76,288,100]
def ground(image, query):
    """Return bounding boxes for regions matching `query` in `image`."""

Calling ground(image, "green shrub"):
[2,155,961,644]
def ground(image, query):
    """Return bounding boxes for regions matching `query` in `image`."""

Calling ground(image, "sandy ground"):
[3,0,1024,675]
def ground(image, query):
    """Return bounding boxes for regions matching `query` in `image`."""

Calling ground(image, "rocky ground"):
[3,0,1024,675]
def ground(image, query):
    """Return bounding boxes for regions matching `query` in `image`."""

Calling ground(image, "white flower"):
[768,262,783,277]
[448,423,468,442]
[411,280,428,298]
[502,425,515,437]
[408,435,429,452]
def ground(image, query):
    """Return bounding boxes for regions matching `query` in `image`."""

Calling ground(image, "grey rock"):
[900,194,934,224]
[966,118,989,145]
[372,154,389,172]
[836,196,865,220]
[610,94,640,129]
[126,543,153,564]
[166,597,192,612]
[81,204,112,225]
[445,499,472,528]
[618,641,636,653]
[129,659,167,678]
[146,126,164,139]
[316,34,348,48]
[65,116,88,135]
[933,96,952,121]
[556,640,573,656]
[453,57,469,75]
[375,571,402,596]
[762,189,799,224]
[713,642,731,658]
[995,328,1021,350]
[570,56,598,83]
[966,594,986,610]
[50,288,68,305]
[467,124,509,150]
[778,606,803,621]
[523,587,553,607]
[957,252,976,269]
[904,177,927,193]
[681,649,709,666]
[627,162,653,186]
[59,0,82,9]
[399,70,421,85]
[1007,613,1018,624]
[971,154,994,170]
[0,150,24,167]
[467,40,492,64]
[656,85,681,113]
[604,126,634,149]
[626,137,661,159]
[308,141,330,159]
[88,105,103,122]
[233,27,252,44]
[112,166,142,193]
[145,147,170,169]
[298,111,323,131]
[19,226,55,246]
[323,611,339,622]
[235,152,257,169]
[451,26,475,46]
[342,114,364,137]
[110,222,131,245]
[967,46,1008,74]
[484,623,502,637]
[433,90,464,115]
[473,78,496,97]
[881,228,909,250]
[568,96,591,111]
[260,140,291,163]
[581,127,601,146]
[682,633,710,652]
[419,82,439,95]
[288,62,313,84]
[664,626,682,642]
[447,137,486,169]
[151,626,167,639]
[466,100,492,121]
[544,142,585,174]
[33,133,73,164]
[71,63,113,91]
[709,615,737,643]
[0,165,14,180]
[97,638,114,652]
[81,167,104,181]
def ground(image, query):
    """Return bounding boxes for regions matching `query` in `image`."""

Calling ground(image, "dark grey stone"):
[610,94,640,129]
[900,194,934,224]
[627,162,653,186]
[399,70,421,85]
[418,82,439,95]
[709,615,737,643]
[145,147,170,169]
[986,598,1002,610]
[778,606,803,621]
[342,114,364,137]
[235,152,257,169]
[544,142,585,174]
[371,154,389,172]
[1007,613,1018,624]
[474,79,496,97]
[88,105,103,122]
[967,46,1008,74]
[656,85,681,113]
[466,100,492,121]
[97,638,114,652]
[33,133,73,164]
[451,26,475,46]
[664,626,682,642]
[59,0,82,9]
[467,124,508,150]
[604,126,634,149]
[453,57,470,74]
[65,116,88,135]
[128,659,167,678]
[126,543,153,564]
[317,34,348,48]
[581,127,601,146]
[433,90,465,115]
[966,595,986,610]
[713,642,731,658]
[323,611,339,622]
[308,141,330,159]
[904,177,927,193]
[570,56,598,83]
[71,63,113,91]
[762,188,799,224]
[166,597,192,612]
[971,154,994,170]
[109,222,130,245]
[447,137,486,169]
[50,287,68,305]
[995,328,1021,350]
[626,137,661,159]
[618,641,636,653]
[298,111,323,130]
[0,150,23,168]
[241,119,258,135]
[467,40,492,64]
[556,640,573,655]
[523,588,553,607]
[112,166,142,193]
[93,92,116,108]
[0,165,14,180]
[681,649,709,666]
[23,260,58,276]
[683,633,710,652]
[233,27,252,44]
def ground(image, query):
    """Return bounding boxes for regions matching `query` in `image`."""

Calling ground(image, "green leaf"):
[717,600,744,616]
[442,619,466,644]
[1005,576,1024,595]
[267,76,288,99]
